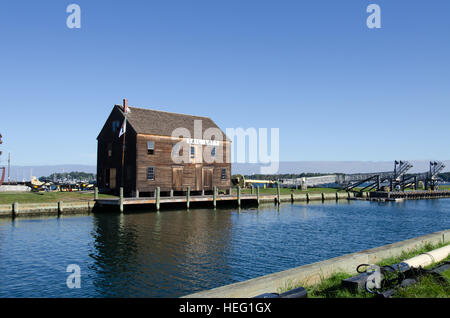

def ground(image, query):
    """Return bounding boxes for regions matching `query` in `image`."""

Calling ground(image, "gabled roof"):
[115,105,230,141]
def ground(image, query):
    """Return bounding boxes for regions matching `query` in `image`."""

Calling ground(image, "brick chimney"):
[123,98,128,111]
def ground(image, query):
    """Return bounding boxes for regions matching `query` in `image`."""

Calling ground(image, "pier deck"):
[96,193,259,206]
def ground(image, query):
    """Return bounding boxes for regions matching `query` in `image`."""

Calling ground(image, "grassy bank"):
[280,242,450,298]
[0,191,117,205]
[235,187,342,195]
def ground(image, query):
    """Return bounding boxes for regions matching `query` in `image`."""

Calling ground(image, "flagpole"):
[121,99,128,190]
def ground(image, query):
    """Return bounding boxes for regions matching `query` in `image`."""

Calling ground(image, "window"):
[211,146,216,158]
[107,143,112,157]
[172,143,183,160]
[112,120,120,133]
[147,141,155,155]
[190,146,195,159]
[221,168,227,180]
[147,167,155,180]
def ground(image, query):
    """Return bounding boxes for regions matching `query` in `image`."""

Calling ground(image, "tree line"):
[39,171,96,182]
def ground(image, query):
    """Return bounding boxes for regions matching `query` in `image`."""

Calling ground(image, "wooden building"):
[97,100,231,197]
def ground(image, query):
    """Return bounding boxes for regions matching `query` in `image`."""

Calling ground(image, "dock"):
[95,186,262,212]
[0,186,357,218]
[369,190,450,200]
[2,188,449,217]
[94,186,358,213]
[96,194,257,207]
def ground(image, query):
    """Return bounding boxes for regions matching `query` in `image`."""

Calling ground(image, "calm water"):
[0,199,449,298]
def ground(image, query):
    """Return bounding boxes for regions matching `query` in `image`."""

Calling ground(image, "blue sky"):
[0,0,449,166]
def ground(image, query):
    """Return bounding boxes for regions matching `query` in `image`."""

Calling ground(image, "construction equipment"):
[281,159,447,193]
[26,176,46,192]
[403,161,447,191]
[342,160,413,192]
[342,245,450,297]
[426,161,446,190]
[390,160,414,190]
[343,261,450,298]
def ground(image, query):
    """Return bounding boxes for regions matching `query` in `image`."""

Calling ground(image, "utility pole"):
[0,134,4,186]
[8,152,10,182]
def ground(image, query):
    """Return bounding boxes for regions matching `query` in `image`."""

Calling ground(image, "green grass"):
[279,242,450,298]
[235,187,342,195]
[393,265,450,298]
[0,191,117,204]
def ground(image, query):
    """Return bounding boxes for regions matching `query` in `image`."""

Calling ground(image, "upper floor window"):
[172,143,183,158]
[190,146,195,159]
[112,120,121,133]
[211,146,216,158]
[147,141,155,155]
[107,143,112,157]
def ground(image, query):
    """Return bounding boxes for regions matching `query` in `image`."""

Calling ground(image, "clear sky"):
[0,0,449,166]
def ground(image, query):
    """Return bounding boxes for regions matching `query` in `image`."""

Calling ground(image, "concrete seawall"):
[0,201,95,217]
[182,229,450,298]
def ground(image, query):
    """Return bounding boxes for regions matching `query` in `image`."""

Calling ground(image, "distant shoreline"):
[5,160,450,180]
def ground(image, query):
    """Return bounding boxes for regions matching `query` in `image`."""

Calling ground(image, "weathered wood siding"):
[136,134,231,193]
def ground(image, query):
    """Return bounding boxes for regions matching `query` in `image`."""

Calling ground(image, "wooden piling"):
[58,201,63,215]
[276,183,280,205]
[213,186,217,209]
[186,186,190,209]
[156,187,160,211]
[256,186,260,206]
[119,187,124,213]
[12,202,19,217]
[94,187,98,200]
[237,186,241,207]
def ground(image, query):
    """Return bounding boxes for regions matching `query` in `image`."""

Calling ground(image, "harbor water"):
[0,199,449,297]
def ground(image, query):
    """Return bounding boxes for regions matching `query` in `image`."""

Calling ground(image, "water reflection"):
[89,209,234,297]
[0,199,449,297]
